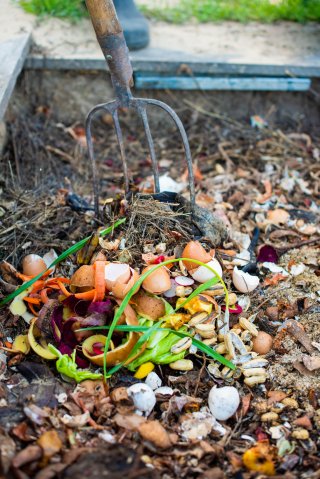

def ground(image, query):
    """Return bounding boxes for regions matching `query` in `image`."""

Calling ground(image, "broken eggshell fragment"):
[232,266,259,293]
[22,254,47,277]
[190,258,223,283]
[182,241,212,271]
[105,262,140,299]
[131,290,166,320]
[142,265,171,294]
[127,382,156,416]
[70,265,95,293]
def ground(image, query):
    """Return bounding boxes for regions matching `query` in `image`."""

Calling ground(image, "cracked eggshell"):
[232,266,259,293]
[208,386,240,421]
[142,266,171,294]
[111,268,140,299]
[105,263,131,290]
[127,383,156,416]
[191,258,223,283]
[182,241,212,271]
[22,254,47,277]
[131,290,165,320]
[70,265,95,293]
[145,372,162,390]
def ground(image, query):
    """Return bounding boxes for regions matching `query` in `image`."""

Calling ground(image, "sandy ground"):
[1,0,320,66]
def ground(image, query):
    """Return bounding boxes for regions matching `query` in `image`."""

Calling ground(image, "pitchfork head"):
[85,0,195,216]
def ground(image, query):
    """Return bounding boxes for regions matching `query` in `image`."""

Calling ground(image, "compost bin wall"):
[7,70,320,131]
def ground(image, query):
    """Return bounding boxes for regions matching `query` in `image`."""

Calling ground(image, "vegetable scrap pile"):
[0,105,320,479]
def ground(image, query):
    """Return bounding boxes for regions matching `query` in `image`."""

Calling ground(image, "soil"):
[0,77,320,478]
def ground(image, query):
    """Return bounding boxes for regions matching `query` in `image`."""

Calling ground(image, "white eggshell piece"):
[127,383,156,416]
[208,386,240,421]
[232,266,259,293]
[232,250,250,266]
[145,371,162,390]
[191,258,222,283]
[43,249,58,269]
[154,386,174,397]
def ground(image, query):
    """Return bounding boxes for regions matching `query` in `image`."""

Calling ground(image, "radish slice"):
[175,276,195,286]
[163,279,177,298]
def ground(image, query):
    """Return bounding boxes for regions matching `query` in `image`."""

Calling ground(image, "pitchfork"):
[85,0,195,216]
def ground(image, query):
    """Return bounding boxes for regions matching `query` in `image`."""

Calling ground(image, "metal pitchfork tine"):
[85,0,195,217]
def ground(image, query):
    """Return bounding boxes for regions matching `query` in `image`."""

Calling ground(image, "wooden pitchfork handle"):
[85,0,133,90]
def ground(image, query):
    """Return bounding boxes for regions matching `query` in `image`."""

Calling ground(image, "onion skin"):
[182,241,211,271]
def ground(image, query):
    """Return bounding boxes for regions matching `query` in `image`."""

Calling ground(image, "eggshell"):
[182,241,212,271]
[70,265,95,293]
[111,268,140,299]
[208,386,240,420]
[105,263,131,291]
[252,331,273,355]
[132,290,165,320]
[145,372,162,390]
[22,254,47,277]
[232,266,259,293]
[142,266,171,294]
[127,383,156,416]
[191,258,223,283]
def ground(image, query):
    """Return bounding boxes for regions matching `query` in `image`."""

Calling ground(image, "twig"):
[45,145,75,163]
[286,320,316,355]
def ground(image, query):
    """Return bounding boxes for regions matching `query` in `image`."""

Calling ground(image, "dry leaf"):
[0,432,16,473]
[138,420,172,449]
[302,355,320,371]
[263,273,288,286]
[114,413,146,431]
[37,430,62,459]
[267,391,287,405]
[267,208,290,225]
[60,412,90,428]
[257,180,272,204]
[12,444,42,469]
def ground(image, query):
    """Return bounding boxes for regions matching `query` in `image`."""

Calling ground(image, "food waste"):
[3,237,273,388]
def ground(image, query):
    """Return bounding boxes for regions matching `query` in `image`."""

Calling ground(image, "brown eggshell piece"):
[252,331,273,355]
[105,263,131,291]
[142,266,171,294]
[132,290,166,321]
[111,268,140,299]
[182,241,211,271]
[70,265,95,293]
[22,254,47,277]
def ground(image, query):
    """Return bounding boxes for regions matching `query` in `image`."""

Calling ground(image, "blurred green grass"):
[19,0,320,22]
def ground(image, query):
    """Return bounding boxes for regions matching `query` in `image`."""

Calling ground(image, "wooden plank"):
[134,75,311,91]
[24,49,320,78]
[0,34,31,120]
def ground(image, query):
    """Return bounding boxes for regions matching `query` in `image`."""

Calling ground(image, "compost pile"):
[0,102,319,479]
